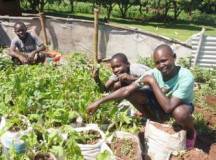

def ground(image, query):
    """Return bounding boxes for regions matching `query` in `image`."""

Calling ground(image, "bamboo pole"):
[93,8,99,63]
[39,12,48,46]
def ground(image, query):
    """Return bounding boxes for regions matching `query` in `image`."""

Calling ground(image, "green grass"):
[114,21,215,42]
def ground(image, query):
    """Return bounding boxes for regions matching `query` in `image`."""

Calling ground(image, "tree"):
[149,0,172,20]
[181,0,202,20]
[117,0,138,18]
[0,0,21,16]
[171,0,184,20]
[67,0,76,13]
[138,0,149,14]
[21,0,61,12]
[199,0,216,14]
[97,0,117,20]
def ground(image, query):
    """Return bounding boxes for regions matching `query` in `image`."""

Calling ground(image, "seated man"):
[7,21,46,65]
[94,53,150,92]
[87,44,196,149]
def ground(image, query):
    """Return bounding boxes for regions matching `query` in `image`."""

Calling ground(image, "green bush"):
[74,2,93,14]
[191,10,216,25]
[137,56,154,68]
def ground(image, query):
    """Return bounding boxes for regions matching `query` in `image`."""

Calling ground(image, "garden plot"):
[0,53,215,159]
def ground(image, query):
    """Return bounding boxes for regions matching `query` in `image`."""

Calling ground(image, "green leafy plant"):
[96,150,112,160]
[76,130,101,144]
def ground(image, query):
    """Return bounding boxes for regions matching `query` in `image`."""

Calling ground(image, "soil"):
[77,130,101,144]
[195,106,216,153]
[153,122,182,134]
[111,137,139,160]
[195,105,216,128]
[209,144,216,160]
[34,153,56,160]
[170,148,208,160]
[205,95,216,106]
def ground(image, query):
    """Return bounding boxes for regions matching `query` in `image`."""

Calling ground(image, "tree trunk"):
[107,4,113,20]
[69,0,74,13]
[0,0,21,16]
[173,1,177,20]
[139,3,143,14]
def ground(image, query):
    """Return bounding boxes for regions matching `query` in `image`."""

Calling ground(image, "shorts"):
[141,88,194,121]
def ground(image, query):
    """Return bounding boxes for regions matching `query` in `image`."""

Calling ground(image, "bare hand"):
[118,73,131,82]
[19,55,28,64]
[28,52,36,61]
[87,101,100,115]
[142,75,155,85]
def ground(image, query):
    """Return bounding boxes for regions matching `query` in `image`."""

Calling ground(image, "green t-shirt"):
[151,67,194,104]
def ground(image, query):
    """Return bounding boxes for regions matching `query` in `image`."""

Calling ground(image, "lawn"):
[46,11,216,42]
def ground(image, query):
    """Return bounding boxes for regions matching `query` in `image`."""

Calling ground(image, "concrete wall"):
[0,15,192,62]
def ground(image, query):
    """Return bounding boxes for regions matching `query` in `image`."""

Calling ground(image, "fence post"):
[93,8,99,63]
[39,12,48,46]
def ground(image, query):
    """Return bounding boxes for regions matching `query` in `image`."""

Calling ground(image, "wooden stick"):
[39,12,48,46]
[93,8,99,63]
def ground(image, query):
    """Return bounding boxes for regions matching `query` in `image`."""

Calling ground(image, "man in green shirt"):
[87,44,196,149]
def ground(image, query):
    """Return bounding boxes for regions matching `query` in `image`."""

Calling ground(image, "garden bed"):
[0,53,215,159]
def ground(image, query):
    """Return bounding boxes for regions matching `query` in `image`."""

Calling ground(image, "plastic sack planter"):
[0,115,32,153]
[0,116,6,130]
[144,120,186,160]
[74,124,113,160]
[110,131,143,160]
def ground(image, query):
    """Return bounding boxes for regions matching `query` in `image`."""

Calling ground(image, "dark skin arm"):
[142,75,182,113]
[28,29,46,59]
[93,68,139,92]
[28,44,46,61]
[87,75,182,114]
[118,73,139,84]
[87,83,138,114]
[9,46,28,64]
[9,44,46,63]
[93,68,114,92]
